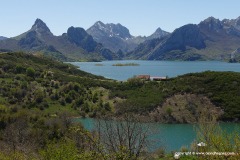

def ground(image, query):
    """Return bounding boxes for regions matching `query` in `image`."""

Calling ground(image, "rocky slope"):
[147,27,169,40]
[0,36,7,41]
[0,19,117,61]
[2,17,240,62]
[87,21,169,53]
[128,16,240,61]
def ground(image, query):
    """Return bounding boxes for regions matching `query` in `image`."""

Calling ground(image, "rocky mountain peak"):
[87,21,108,40]
[225,17,240,29]
[155,27,164,32]
[96,21,105,26]
[218,17,240,36]
[92,21,106,30]
[199,17,223,31]
[107,23,132,39]
[67,26,97,52]
[88,21,132,40]
[148,27,170,39]
[233,16,240,25]
[166,24,206,50]
[67,26,89,43]
[67,26,86,33]
[31,18,52,35]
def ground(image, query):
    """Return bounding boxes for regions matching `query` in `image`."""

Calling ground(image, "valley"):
[1,2,240,158]
[0,52,240,159]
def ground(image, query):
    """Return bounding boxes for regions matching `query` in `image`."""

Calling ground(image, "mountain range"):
[1,17,240,62]
[128,16,240,61]
[0,19,116,61]
[87,21,169,53]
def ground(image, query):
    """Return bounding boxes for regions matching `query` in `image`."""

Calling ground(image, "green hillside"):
[111,71,240,121]
[0,52,240,159]
[0,52,118,118]
[1,52,240,122]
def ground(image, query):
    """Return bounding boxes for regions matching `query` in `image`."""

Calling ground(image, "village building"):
[136,75,150,80]
[136,75,167,81]
[150,76,167,81]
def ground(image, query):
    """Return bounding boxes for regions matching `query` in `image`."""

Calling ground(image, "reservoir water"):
[70,60,240,81]
[70,61,240,151]
[75,118,240,152]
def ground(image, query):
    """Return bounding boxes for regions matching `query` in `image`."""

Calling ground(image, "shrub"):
[26,67,35,77]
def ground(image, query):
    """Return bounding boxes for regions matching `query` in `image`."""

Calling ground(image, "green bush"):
[40,139,79,160]
[26,67,35,77]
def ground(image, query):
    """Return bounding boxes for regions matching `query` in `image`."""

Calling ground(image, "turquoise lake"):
[75,118,240,152]
[71,60,240,81]
[70,60,240,151]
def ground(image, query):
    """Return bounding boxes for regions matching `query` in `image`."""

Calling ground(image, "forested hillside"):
[0,52,240,159]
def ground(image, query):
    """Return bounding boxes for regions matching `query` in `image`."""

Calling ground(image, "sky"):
[1,0,240,37]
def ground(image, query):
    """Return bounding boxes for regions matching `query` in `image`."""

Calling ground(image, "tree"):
[26,67,35,77]
[15,65,25,74]
[192,113,240,160]
[92,92,98,103]
[34,89,44,103]
[2,113,37,155]
[40,139,79,160]
[94,114,155,159]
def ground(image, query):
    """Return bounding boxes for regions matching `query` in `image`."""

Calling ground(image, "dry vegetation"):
[149,94,223,123]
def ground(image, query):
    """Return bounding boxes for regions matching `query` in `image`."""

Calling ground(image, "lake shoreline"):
[69,60,240,81]
[72,114,240,124]
[74,117,240,152]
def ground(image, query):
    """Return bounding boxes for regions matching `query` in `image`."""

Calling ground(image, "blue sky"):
[1,0,240,37]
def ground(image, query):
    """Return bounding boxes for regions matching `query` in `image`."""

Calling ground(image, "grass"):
[41,103,78,116]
